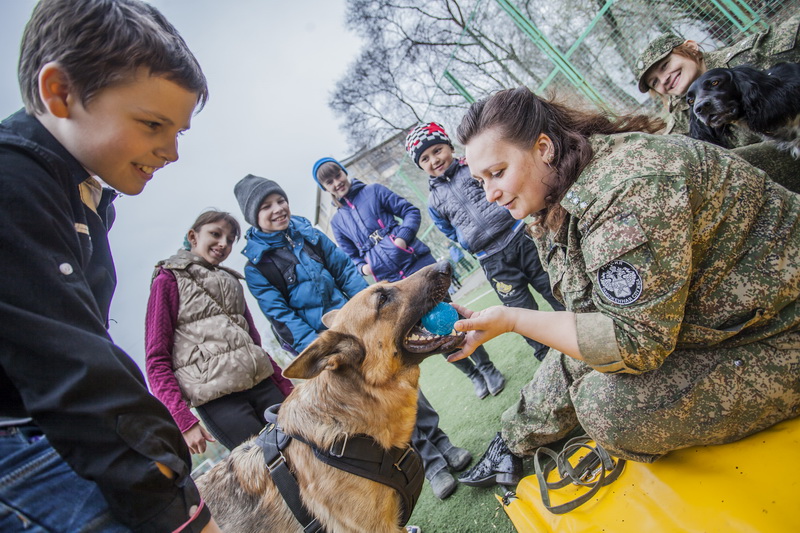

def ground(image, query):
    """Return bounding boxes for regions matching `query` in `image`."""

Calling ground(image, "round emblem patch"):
[597,260,642,305]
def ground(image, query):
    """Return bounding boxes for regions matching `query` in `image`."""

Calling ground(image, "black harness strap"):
[256,423,324,533]
[259,404,423,528]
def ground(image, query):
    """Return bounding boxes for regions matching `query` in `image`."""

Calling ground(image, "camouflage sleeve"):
[577,175,694,374]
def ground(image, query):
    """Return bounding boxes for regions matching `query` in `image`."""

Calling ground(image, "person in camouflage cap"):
[452,87,800,488]
[634,13,800,193]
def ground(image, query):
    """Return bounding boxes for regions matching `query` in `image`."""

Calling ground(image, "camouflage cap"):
[634,33,685,93]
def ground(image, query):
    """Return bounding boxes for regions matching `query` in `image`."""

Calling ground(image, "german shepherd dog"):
[196,260,464,532]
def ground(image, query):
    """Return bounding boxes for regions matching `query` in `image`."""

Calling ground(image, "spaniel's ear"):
[732,67,764,119]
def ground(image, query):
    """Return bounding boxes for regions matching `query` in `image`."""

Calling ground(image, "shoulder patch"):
[597,260,642,305]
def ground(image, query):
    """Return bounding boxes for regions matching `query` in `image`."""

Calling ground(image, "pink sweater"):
[144,268,294,433]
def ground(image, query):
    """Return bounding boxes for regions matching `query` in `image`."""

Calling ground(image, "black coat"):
[0,110,209,532]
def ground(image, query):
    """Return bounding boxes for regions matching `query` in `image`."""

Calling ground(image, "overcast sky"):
[0,1,363,370]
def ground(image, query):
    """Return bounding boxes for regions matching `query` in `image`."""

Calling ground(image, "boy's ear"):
[38,62,72,119]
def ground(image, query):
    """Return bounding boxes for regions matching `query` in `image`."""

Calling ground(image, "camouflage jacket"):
[533,132,800,374]
[665,12,800,137]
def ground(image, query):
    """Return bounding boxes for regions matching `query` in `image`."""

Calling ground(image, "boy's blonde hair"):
[18,0,208,114]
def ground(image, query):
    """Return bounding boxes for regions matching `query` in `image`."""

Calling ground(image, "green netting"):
[428,0,798,116]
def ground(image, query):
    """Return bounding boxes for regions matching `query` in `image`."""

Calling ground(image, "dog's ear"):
[283,330,365,379]
[321,309,339,329]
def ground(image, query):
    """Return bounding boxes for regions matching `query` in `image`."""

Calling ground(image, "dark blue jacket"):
[331,179,435,282]
[242,215,367,353]
[428,158,520,259]
[0,110,209,532]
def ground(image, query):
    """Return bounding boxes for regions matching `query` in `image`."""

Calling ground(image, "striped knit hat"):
[405,122,453,167]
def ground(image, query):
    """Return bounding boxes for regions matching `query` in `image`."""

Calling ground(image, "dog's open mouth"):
[403,318,466,354]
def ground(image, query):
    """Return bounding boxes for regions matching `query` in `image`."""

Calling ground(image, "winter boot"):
[458,432,521,487]
[450,356,489,399]
[471,346,506,396]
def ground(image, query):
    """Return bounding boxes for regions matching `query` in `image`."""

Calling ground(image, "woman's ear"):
[535,133,554,163]
[186,229,197,248]
[684,40,699,51]
[37,62,72,118]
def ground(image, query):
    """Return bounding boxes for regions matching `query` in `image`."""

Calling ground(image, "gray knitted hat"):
[234,174,287,228]
[634,33,685,93]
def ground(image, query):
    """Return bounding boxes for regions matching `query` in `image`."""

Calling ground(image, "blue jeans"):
[0,426,130,532]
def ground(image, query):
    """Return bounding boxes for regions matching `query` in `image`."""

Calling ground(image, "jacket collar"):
[337,178,366,207]
[242,216,317,263]
[428,158,465,189]
[2,110,90,188]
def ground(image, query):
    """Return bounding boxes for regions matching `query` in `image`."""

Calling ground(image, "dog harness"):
[257,404,424,532]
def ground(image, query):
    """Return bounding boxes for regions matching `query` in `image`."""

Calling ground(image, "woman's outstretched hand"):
[447,303,516,362]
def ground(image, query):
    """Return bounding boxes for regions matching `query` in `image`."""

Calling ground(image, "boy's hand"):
[182,423,215,455]
[447,304,515,362]
[394,237,408,249]
[361,264,373,277]
[200,518,223,533]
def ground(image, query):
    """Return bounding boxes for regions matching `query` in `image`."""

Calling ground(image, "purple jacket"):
[331,179,434,282]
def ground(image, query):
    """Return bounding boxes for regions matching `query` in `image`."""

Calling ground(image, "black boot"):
[471,346,505,396]
[450,356,489,399]
[458,432,522,488]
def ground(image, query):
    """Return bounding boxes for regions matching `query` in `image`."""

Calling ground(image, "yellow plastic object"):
[500,417,800,533]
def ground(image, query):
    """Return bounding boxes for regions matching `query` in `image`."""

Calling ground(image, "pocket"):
[581,214,649,273]
[390,236,415,254]
[679,309,765,347]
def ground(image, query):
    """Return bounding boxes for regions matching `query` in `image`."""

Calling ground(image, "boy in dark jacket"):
[406,122,565,362]
[0,1,216,531]
[312,156,506,399]
[235,174,472,500]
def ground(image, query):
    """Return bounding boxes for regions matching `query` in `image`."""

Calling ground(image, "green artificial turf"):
[408,276,554,532]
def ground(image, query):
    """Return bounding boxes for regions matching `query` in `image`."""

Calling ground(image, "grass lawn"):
[408,275,554,532]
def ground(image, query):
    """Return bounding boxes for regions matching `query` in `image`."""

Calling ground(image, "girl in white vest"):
[145,210,294,453]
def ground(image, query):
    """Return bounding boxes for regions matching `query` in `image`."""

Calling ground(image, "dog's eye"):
[687,97,694,105]
[711,80,719,86]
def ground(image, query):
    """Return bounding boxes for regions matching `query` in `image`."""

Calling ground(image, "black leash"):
[257,404,424,530]
[533,436,626,514]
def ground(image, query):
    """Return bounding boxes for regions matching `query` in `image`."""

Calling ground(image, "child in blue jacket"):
[312,157,506,400]
[235,174,473,500]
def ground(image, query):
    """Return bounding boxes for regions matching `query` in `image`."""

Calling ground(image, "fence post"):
[493,0,609,110]
[443,70,476,103]
[710,0,769,33]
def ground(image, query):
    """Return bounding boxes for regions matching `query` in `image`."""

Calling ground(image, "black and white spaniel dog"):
[686,62,800,158]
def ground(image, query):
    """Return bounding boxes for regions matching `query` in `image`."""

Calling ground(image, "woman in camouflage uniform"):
[453,87,800,488]
[633,13,800,191]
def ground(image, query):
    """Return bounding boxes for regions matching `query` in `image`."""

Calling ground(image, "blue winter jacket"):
[242,215,367,353]
[428,158,521,259]
[331,179,435,282]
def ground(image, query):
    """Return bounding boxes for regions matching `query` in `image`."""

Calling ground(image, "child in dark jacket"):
[313,157,506,400]
[145,211,293,453]
[406,122,565,362]
[235,174,472,500]
[0,1,215,531]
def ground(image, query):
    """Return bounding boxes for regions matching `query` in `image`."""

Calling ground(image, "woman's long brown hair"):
[456,87,663,234]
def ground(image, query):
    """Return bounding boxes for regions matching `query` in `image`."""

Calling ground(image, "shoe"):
[468,369,489,399]
[471,346,506,396]
[479,364,506,396]
[429,469,457,499]
[443,445,472,471]
[532,343,550,361]
[406,526,422,533]
[458,433,521,488]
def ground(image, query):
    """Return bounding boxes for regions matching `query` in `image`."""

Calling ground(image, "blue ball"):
[421,302,459,335]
